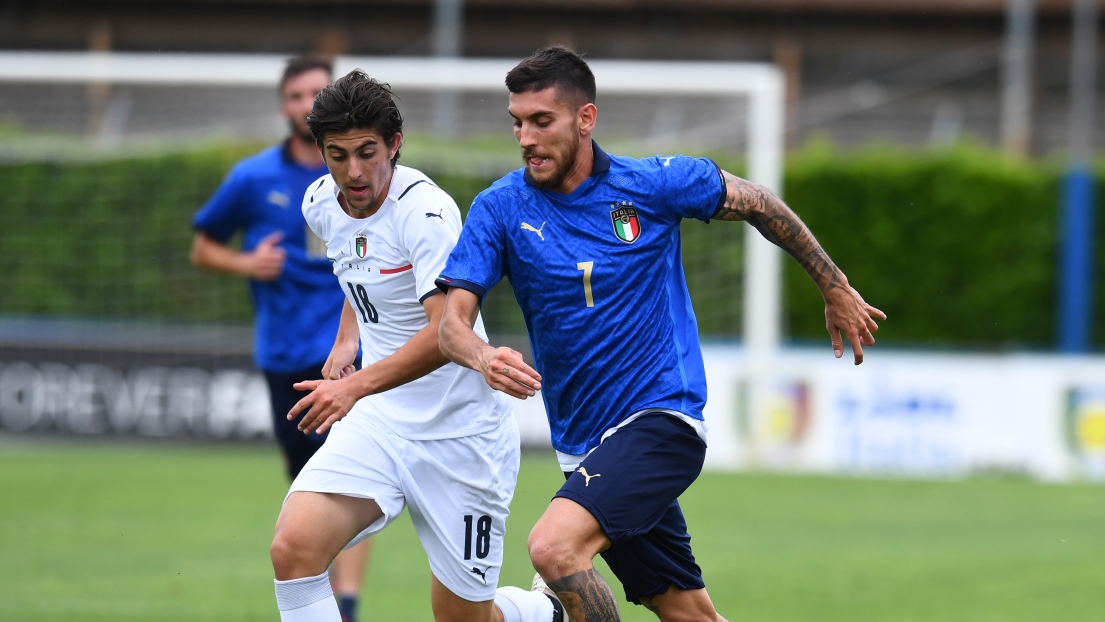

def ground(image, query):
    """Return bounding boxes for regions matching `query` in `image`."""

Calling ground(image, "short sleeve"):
[300,175,331,243]
[396,184,464,303]
[648,155,726,223]
[192,166,248,242]
[435,193,506,300]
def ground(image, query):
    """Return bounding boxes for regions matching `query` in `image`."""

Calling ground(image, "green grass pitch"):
[1,438,1102,621]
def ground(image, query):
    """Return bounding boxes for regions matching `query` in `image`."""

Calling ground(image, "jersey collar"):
[281,138,329,173]
[279,138,296,164]
[592,140,611,174]
[523,140,610,188]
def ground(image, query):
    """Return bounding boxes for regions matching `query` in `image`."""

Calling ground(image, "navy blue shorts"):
[264,363,329,480]
[555,412,707,604]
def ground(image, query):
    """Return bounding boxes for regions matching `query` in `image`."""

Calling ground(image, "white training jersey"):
[302,165,509,440]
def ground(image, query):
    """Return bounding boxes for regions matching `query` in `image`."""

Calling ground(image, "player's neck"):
[554,142,595,195]
[288,134,324,169]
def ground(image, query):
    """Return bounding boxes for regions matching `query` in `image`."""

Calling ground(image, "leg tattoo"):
[548,568,621,621]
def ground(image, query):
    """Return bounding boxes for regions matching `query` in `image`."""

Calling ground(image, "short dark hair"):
[505,46,596,108]
[307,70,404,166]
[280,55,333,90]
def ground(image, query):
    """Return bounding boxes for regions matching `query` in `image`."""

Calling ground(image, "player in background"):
[268,70,565,622]
[437,46,887,622]
[189,56,370,622]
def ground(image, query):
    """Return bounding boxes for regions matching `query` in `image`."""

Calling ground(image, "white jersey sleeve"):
[301,174,333,242]
[392,181,464,303]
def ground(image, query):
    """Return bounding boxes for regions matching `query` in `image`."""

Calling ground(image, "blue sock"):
[337,595,358,622]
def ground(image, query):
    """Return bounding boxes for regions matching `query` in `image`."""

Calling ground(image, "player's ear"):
[388,132,403,160]
[578,102,597,135]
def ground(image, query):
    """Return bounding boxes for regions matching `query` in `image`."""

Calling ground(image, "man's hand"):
[824,286,886,365]
[476,347,541,400]
[248,231,286,281]
[440,287,542,399]
[288,378,359,435]
[322,338,358,380]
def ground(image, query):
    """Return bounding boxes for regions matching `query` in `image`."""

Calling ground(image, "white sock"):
[494,585,556,622]
[274,571,341,622]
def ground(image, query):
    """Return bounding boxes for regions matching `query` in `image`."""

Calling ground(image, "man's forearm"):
[715,172,845,296]
[190,234,251,276]
[334,299,360,347]
[348,322,448,397]
[440,288,541,398]
[438,311,493,372]
[438,288,499,375]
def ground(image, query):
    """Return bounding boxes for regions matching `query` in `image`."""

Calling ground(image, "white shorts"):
[286,412,521,602]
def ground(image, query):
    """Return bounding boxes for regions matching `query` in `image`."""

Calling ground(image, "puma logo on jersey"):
[267,191,290,208]
[426,209,443,219]
[521,221,546,241]
[470,566,488,584]
[577,467,601,487]
[661,156,675,167]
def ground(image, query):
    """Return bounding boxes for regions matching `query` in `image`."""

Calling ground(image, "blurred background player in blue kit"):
[189,55,370,622]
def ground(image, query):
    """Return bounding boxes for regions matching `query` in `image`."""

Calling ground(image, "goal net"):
[0,52,784,442]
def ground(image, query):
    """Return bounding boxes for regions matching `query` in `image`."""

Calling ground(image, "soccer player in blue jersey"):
[437,46,887,622]
[189,56,370,622]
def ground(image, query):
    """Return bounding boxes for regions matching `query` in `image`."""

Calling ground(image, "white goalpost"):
[0,52,785,456]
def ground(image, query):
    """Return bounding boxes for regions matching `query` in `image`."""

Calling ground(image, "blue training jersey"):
[192,142,344,373]
[438,141,726,454]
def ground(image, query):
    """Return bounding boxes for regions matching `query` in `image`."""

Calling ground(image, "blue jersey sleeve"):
[648,155,726,223]
[436,194,506,299]
[192,166,248,242]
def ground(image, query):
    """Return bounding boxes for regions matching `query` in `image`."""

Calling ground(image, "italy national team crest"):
[610,201,641,244]
[354,235,368,259]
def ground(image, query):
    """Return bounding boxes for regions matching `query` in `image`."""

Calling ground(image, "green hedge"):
[1,143,1101,349]
[0,147,254,324]
[775,144,1067,349]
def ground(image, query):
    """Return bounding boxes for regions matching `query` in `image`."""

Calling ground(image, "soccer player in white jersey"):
[268,70,565,622]
[190,56,370,622]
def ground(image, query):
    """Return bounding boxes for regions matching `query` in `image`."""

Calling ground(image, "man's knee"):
[270,528,326,580]
[528,498,609,579]
[646,587,718,622]
[527,522,569,577]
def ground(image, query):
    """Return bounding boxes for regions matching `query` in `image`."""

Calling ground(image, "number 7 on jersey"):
[577,261,594,308]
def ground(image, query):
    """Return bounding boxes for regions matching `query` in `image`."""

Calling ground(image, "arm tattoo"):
[714,171,842,293]
[548,568,621,621]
